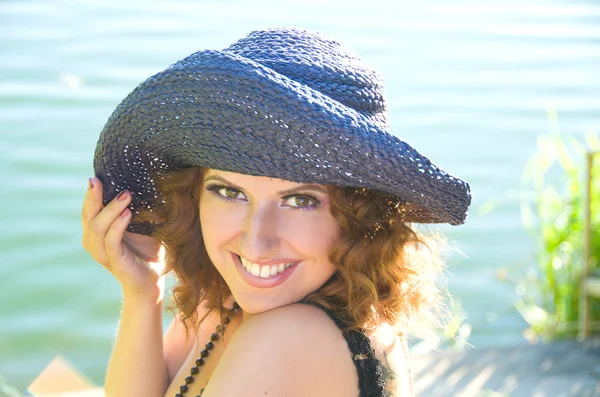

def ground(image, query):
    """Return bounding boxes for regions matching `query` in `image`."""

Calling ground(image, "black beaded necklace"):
[175,302,241,397]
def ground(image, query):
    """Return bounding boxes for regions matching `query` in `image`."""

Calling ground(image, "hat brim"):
[94,49,471,234]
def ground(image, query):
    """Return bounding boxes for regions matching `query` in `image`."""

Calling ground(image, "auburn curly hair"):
[136,166,447,336]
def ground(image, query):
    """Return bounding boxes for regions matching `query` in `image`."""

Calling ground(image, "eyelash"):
[204,183,321,211]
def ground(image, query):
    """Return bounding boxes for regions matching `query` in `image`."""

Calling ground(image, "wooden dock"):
[410,337,600,396]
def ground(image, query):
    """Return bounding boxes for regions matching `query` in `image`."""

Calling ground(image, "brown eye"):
[294,197,311,207]
[223,188,241,199]
[205,184,247,202]
[283,195,318,209]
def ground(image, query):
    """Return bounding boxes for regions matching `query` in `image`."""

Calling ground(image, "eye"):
[205,183,247,202]
[220,187,243,199]
[283,195,319,209]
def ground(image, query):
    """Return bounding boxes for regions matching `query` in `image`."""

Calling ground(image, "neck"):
[241,310,254,324]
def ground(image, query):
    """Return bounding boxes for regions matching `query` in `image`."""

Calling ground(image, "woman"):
[82,27,471,396]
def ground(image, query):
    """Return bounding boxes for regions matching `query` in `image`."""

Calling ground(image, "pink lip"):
[230,252,299,289]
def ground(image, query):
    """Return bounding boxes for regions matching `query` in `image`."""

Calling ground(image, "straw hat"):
[94,27,471,235]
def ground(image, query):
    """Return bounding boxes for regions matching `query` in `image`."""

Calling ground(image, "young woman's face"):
[199,169,340,314]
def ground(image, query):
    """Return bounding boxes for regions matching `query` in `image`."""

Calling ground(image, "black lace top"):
[300,300,412,397]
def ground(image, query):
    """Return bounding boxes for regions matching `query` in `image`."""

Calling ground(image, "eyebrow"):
[203,175,328,196]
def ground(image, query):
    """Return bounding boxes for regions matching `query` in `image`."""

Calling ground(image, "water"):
[1,0,599,390]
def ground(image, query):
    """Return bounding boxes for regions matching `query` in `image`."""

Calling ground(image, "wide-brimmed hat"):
[94,27,471,235]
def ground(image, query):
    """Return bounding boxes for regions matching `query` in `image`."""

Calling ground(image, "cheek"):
[198,200,239,257]
[285,213,340,259]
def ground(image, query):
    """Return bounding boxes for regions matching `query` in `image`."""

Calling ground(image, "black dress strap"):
[300,300,388,397]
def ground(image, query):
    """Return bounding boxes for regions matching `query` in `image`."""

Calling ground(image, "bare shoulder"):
[243,302,351,341]
[204,303,359,397]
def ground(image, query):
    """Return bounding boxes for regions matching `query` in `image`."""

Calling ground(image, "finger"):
[82,177,106,262]
[89,189,132,233]
[81,176,104,226]
[86,189,132,265]
[104,207,133,264]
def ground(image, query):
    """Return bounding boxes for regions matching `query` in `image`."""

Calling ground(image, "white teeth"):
[239,255,294,278]
[250,263,261,277]
[240,257,250,270]
[260,265,271,278]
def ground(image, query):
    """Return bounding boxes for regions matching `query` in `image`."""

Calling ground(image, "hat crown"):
[224,28,389,129]
[95,27,471,234]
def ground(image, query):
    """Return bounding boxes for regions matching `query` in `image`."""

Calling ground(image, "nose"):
[239,202,280,261]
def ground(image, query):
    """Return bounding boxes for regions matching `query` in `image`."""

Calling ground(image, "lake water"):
[1,0,599,390]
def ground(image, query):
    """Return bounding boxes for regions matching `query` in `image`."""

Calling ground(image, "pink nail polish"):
[117,190,129,201]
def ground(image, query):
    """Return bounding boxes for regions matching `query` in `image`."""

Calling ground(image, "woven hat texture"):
[94,27,471,235]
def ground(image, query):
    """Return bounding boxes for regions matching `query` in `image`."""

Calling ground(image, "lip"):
[231,252,299,289]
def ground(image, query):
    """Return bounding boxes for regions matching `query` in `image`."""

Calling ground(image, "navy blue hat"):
[94,27,471,235]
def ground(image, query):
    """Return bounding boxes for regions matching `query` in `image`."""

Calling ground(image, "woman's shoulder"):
[248,301,348,332]
[205,302,360,396]
[238,302,361,373]
[288,302,412,397]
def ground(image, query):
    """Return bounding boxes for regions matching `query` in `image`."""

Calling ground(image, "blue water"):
[1,0,599,390]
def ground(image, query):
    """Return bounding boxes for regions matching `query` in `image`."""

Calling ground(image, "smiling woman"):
[83,27,471,397]
[199,170,339,314]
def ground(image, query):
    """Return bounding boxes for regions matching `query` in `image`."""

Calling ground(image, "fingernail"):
[120,208,130,218]
[117,190,129,201]
[88,178,95,189]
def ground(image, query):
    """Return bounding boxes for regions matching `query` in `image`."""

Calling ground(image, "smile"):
[240,257,295,278]
[231,253,300,289]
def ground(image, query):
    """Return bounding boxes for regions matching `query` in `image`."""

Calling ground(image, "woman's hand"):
[82,176,165,300]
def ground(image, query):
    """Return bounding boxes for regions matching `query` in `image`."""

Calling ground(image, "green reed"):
[518,110,600,340]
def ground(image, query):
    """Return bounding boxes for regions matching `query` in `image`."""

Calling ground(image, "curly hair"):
[136,166,447,336]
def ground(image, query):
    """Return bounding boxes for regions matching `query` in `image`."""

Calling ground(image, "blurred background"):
[1,0,599,391]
